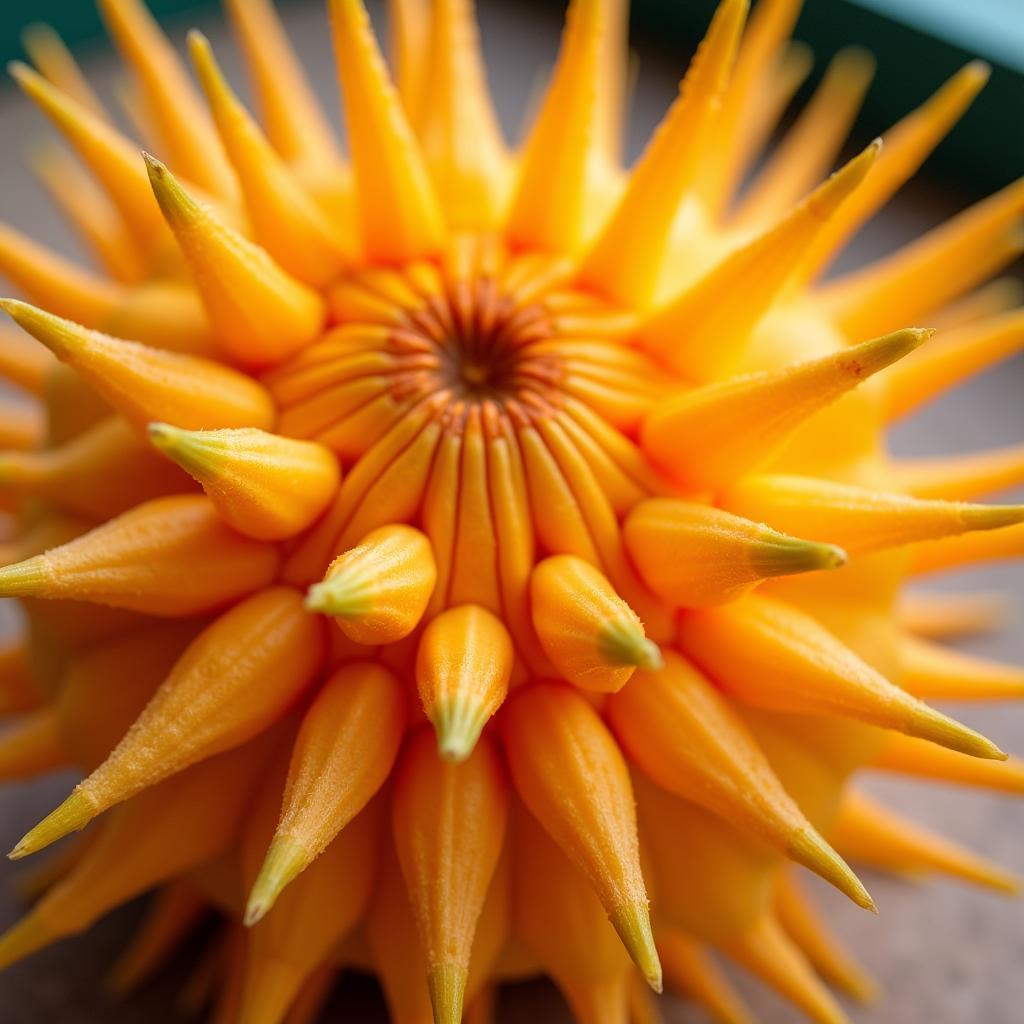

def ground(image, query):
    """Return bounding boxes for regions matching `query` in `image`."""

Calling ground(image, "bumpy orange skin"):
[0,1,1022,1023]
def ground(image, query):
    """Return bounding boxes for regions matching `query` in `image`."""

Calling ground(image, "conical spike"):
[774,873,878,1004]
[305,523,437,644]
[418,0,508,227]
[624,499,846,607]
[898,632,1024,701]
[796,61,991,283]
[723,914,850,1024]
[9,62,167,246]
[722,472,1024,555]
[393,729,508,1022]
[0,299,275,431]
[0,221,124,326]
[224,0,340,170]
[896,442,1024,501]
[144,155,325,368]
[21,23,109,120]
[416,604,514,761]
[898,589,1009,640]
[832,789,1020,894]
[932,277,1023,331]
[505,0,604,253]
[0,495,280,616]
[909,521,1024,575]
[148,423,340,541]
[579,0,748,306]
[871,733,1024,795]
[0,708,67,782]
[643,327,928,489]
[887,308,1024,419]
[188,32,351,288]
[820,178,1024,338]
[503,683,662,987]
[29,143,145,284]
[244,661,405,924]
[328,0,446,263]
[679,594,1007,761]
[530,554,662,694]
[640,141,880,381]
[389,0,430,122]
[657,929,754,1024]
[606,651,875,911]
[0,324,55,393]
[595,0,629,166]
[734,47,876,228]
[97,0,236,199]
[10,588,324,861]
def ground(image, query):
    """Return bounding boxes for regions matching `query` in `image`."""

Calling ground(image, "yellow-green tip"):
[0,556,47,599]
[147,421,218,480]
[790,826,877,913]
[304,574,372,619]
[428,962,468,1024]
[906,701,1007,761]
[8,789,95,861]
[432,697,489,763]
[244,836,310,927]
[598,620,663,671]
[143,152,203,227]
[0,298,80,359]
[751,537,848,578]
[610,901,663,993]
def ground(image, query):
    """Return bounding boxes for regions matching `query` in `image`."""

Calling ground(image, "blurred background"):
[0,1,1021,1021]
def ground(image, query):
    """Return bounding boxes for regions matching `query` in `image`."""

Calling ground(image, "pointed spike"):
[595,0,629,165]
[579,0,748,305]
[244,836,308,926]
[148,423,340,541]
[530,554,659,693]
[225,0,340,169]
[932,277,1024,331]
[898,589,1009,640]
[722,472,1024,555]
[610,902,663,993]
[188,32,351,288]
[506,0,604,253]
[0,220,125,326]
[9,61,167,246]
[896,443,1024,502]
[97,0,237,199]
[643,327,930,489]
[0,299,275,431]
[428,963,468,1024]
[416,605,514,763]
[898,632,1024,701]
[0,323,56,393]
[21,23,109,119]
[418,0,508,228]
[657,929,754,1024]
[9,789,96,861]
[910,521,1024,576]
[641,141,881,381]
[144,155,325,368]
[0,910,54,970]
[833,789,1020,894]
[328,0,446,263]
[0,709,67,782]
[887,308,1024,419]
[871,733,1024,795]
[797,61,991,283]
[389,0,430,123]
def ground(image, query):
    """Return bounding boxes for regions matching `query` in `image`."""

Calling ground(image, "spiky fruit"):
[0,0,1021,1022]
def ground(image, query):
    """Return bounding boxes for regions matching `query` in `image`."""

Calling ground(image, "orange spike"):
[657,929,754,1024]
[21,23,108,119]
[887,308,1024,419]
[97,0,237,199]
[797,61,991,283]
[642,328,929,490]
[0,324,55,393]
[0,221,124,327]
[909,521,1024,575]
[393,728,508,1024]
[416,604,514,761]
[0,299,275,431]
[145,156,326,368]
[871,733,1024,795]
[328,0,446,263]
[390,0,430,121]
[245,661,405,925]
[819,178,1024,338]
[503,683,663,991]
[897,632,1024,701]
[579,0,748,306]
[896,443,1024,502]
[9,62,167,246]
[640,142,880,381]
[224,0,340,170]
[898,589,1009,640]
[505,0,604,254]
[0,708,67,782]
[188,33,351,288]
[0,495,280,616]
[606,651,874,911]
[10,588,325,861]
[679,594,1006,760]
[148,423,339,541]
[418,0,508,227]
[832,789,1020,894]
[722,473,1024,555]
[931,277,1023,331]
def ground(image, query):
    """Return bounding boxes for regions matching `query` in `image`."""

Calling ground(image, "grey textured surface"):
[0,1,1022,1022]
